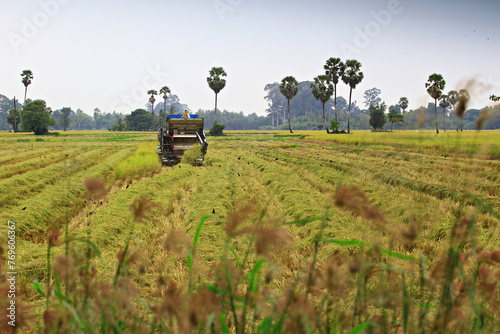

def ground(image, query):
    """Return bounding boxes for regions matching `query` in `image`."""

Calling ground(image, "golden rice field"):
[0,130,499,333]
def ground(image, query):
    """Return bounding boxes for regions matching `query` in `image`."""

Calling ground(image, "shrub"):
[329,120,340,132]
[209,121,225,136]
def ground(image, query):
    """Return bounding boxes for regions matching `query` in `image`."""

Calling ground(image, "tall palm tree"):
[341,59,364,134]
[147,89,158,130]
[324,57,344,123]
[447,90,459,131]
[311,75,334,133]
[21,70,34,102]
[457,89,470,132]
[160,86,171,112]
[279,76,299,133]
[207,67,227,123]
[439,94,450,132]
[425,73,446,134]
[398,97,409,131]
[490,95,500,102]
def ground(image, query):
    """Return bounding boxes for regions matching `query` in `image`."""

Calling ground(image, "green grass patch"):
[106,134,148,141]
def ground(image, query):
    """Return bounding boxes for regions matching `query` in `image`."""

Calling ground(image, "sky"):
[1,0,499,116]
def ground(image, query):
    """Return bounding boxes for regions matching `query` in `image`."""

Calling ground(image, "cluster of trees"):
[1,70,56,135]
[109,96,191,132]
[368,73,493,133]
[52,108,125,131]
[273,58,364,133]
[263,70,500,132]
[0,94,127,132]
[110,67,229,133]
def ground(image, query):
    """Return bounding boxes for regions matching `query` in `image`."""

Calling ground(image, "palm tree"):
[207,67,227,123]
[341,59,364,134]
[311,75,334,133]
[457,89,470,131]
[398,97,409,130]
[21,70,34,102]
[324,57,345,123]
[279,76,299,133]
[147,89,158,130]
[425,74,446,134]
[447,90,459,131]
[490,95,500,102]
[160,86,171,112]
[439,94,450,131]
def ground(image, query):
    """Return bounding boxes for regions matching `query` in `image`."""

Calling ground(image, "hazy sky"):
[1,0,499,116]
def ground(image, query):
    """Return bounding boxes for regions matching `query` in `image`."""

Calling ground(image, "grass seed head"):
[163,230,192,255]
[48,230,60,247]
[115,278,138,308]
[188,289,220,328]
[334,185,384,221]
[401,221,419,241]
[116,247,139,266]
[129,194,160,222]
[83,178,108,199]
[255,227,292,255]
[279,292,316,332]
[478,250,493,263]
[348,256,362,275]
[43,309,59,333]
[54,255,75,281]
[225,199,258,236]
[453,215,471,242]
[265,270,274,284]
[491,249,500,263]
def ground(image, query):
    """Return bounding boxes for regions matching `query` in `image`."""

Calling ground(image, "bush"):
[329,120,340,132]
[209,121,225,136]
[369,102,387,130]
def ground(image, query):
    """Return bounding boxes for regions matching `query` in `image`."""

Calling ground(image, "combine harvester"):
[156,114,208,166]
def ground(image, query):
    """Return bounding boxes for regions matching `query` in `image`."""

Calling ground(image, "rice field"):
[0,130,499,333]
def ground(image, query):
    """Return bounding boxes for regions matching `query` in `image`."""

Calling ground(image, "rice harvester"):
[156,114,208,166]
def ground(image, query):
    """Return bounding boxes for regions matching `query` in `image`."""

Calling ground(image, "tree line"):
[2,68,499,134]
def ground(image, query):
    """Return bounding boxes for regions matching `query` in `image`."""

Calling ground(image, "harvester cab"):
[157,114,208,166]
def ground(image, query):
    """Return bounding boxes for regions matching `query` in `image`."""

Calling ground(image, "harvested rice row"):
[0,148,111,208]
[0,147,57,166]
[0,148,76,179]
[1,147,135,239]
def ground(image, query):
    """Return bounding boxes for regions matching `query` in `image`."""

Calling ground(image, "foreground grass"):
[0,130,499,333]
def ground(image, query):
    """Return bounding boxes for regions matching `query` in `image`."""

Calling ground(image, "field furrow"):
[0,147,135,240]
[0,148,113,208]
[0,148,76,179]
[0,147,57,166]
